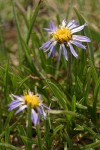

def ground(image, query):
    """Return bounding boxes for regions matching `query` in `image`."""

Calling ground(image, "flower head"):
[8,91,49,126]
[40,19,91,60]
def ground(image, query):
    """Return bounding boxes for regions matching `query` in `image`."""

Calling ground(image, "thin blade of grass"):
[5,125,10,143]
[46,80,70,109]
[45,117,52,150]
[4,61,9,104]
[74,7,94,63]
[92,77,100,123]
[0,143,21,150]
[64,130,73,150]
[80,140,100,150]
[12,0,37,73]
[26,0,43,44]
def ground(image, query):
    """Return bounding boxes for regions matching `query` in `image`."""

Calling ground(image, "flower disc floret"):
[53,28,72,43]
[24,94,41,108]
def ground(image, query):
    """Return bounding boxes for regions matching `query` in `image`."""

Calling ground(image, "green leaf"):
[46,80,70,109]
[77,76,83,94]
[18,125,28,148]
[88,60,98,84]
[90,27,100,42]
[71,95,76,112]
[4,111,14,129]
[92,77,100,123]
[48,110,78,117]
[0,143,21,150]
[84,67,91,105]
[76,103,87,110]
[64,130,73,150]
[52,124,63,138]
[80,140,100,150]
[83,125,100,140]
[5,125,10,143]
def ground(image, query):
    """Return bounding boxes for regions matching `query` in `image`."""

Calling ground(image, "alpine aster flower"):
[40,19,91,60]
[8,91,49,126]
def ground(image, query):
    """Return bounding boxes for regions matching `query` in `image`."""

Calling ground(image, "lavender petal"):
[69,22,79,30]
[47,41,57,58]
[49,21,57,31]
[58,45,62,60]
[67,19,75,28]
[11,94,23,101]
[62,19,66,27]
[62,44,68,61]
[44,41,56,53]
[37,107,46,119]
[71,23,87,34]
[52,46,56,56]
[72,35,91,42]
[31,109,39,126]
[15,105,27,115]
[70,40,86,49]
[8,102,24,111]
[38,94,42,100]
[47,46,54,58]
[48,49,53,58]
[39,40,52,50]
[68,42,78,58]
[41,106,46,119]
[43,28,53,32]
[42,104,50,110]
[8,100,21,107]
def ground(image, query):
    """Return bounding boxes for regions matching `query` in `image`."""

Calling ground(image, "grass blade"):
[74,7,94,63]
[26,0,42,44]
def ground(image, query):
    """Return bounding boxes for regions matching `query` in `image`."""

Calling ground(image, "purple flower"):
[8,91,50,126]
[40,19,91,60]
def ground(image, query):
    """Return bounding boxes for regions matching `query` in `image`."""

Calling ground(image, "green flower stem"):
[27,104,32,150]
[67,47,72,90]
[36,124,42,150]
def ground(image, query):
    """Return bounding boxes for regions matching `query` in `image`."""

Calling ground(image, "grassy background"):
[0,0,100,149]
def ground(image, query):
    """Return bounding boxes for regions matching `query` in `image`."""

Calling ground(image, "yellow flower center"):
[24,94,41,108]
[53,27,72,43]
